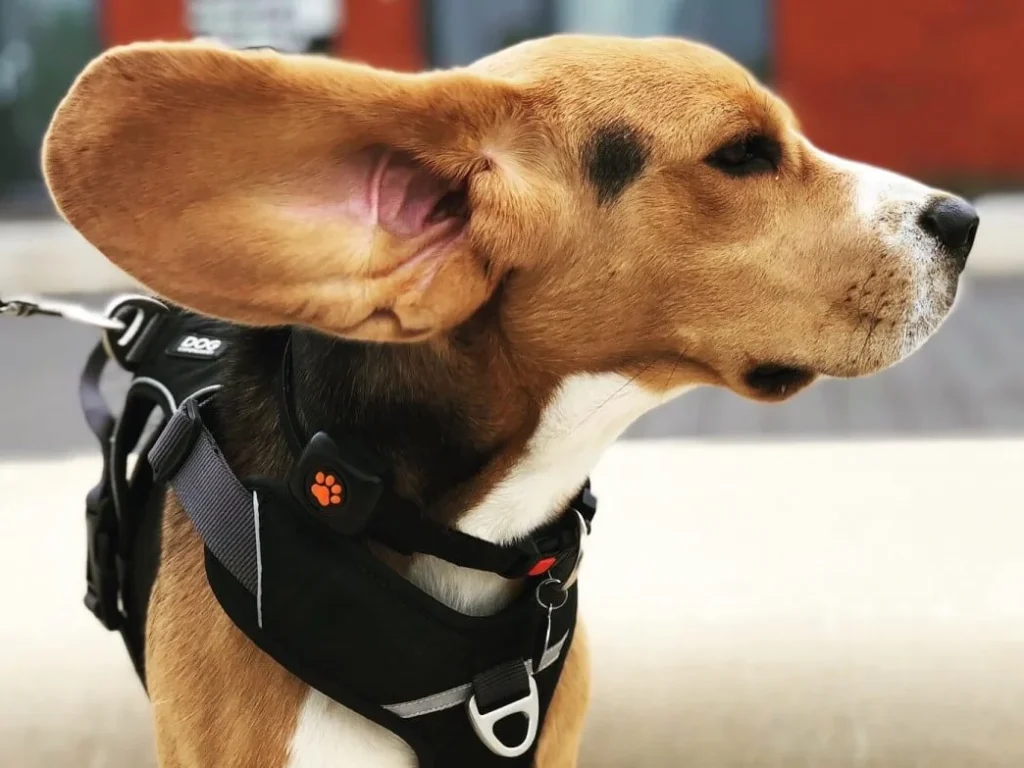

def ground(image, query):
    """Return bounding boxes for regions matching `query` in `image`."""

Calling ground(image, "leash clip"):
[533,576,568,673]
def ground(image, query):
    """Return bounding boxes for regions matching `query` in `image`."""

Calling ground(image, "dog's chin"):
[896,287,960,363]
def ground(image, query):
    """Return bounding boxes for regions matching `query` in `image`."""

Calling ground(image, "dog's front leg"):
[147,500,308,768]
[534,624,591,768]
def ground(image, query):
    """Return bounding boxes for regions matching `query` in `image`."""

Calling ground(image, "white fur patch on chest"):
[458,372,670,544]
[285,372,684,767]
[288,690,417,768]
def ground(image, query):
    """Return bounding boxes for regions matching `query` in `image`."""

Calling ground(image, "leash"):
[0,294,126,331]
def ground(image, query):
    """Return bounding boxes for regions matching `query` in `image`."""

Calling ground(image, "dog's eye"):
[706,135,781,177]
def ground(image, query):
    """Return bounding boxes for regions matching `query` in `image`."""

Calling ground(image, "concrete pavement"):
[5,439,1024,767]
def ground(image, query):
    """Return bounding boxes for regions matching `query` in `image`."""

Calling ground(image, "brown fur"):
[147,499,307,767]
[534,629,591,767]
[42,35,966,767]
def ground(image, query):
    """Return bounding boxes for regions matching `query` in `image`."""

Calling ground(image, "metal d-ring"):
[467,672,539,758]
[100,294,169,368]
[535,576,569,611]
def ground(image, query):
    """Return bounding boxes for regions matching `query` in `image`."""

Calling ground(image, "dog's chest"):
[281,373,677,765]
[287,691,417,768]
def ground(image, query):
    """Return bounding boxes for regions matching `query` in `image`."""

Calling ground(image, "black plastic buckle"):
[503,499,591,580]
[150,399,203,484]
[289,431,384,536]
[498,530,570,580]
[83,483,123,631]
[501,538,551,580]
[574,482,597,530]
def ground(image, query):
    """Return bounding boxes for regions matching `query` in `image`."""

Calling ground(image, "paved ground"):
[2,277,1021,459]
[7,439,1024,767]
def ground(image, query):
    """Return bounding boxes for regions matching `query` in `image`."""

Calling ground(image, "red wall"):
[101,0,423,71]
[103,0,187,46]
[776,0,1024,184]
[338,0,424,71]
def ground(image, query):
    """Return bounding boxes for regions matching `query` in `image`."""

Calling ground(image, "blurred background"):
[2,0,1022,454]
[3,3,1024,767]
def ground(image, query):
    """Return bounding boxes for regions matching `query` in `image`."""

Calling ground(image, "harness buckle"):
[83,484,123,631]
[289,431,384,536]
[551,510,589,588]
[574,483,597,531]
[467,662,540,758]
[150,399,203,484]
[505,507,589,581]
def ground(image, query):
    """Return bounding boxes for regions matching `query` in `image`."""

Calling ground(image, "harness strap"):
[147,398,584,758]
[78,296,230,686]
[383,631,568,719]
[150,401,595,582]
[274,335,596,580]
[149,397,261,593]
[80,340,117,444]
[59,295,591,763]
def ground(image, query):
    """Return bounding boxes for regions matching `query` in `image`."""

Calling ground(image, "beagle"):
[42,34,977,767]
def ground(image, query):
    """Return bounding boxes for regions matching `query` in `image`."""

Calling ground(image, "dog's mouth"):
[742,363,817,400]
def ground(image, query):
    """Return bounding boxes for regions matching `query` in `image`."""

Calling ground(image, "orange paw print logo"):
[310,471,344,508]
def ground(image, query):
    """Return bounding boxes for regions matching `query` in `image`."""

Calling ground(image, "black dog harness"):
[71,295,595,766]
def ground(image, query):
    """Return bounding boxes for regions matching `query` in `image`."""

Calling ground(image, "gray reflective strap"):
[148,406,259,594]
[383,631,570,719]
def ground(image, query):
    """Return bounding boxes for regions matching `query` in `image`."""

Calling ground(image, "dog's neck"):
[289,326,514,518]
[223,325,670,617]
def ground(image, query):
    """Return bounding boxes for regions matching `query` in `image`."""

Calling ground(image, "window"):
[427,0,771,79]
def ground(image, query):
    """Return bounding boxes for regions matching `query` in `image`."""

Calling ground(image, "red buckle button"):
[527,556,557,577]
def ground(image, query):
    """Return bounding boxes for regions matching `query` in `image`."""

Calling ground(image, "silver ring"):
[535,577,569,611]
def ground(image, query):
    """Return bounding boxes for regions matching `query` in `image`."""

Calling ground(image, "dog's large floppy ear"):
[43,43,545,341]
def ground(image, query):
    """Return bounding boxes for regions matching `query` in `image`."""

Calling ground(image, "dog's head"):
[43,36,976,403]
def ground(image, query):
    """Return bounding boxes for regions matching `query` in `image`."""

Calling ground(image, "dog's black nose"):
[918,196,979,271]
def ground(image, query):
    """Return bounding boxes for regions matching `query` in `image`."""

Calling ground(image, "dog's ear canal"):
[42,43,529,342]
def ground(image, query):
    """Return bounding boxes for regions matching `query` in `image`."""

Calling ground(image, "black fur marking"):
[583,123,649,206]
[217,328,498,511]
